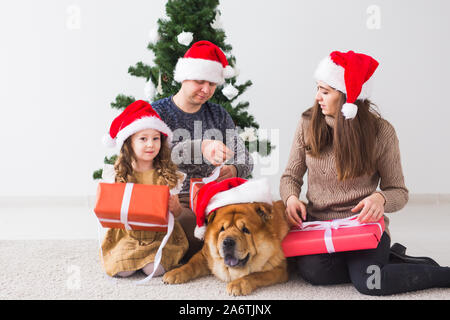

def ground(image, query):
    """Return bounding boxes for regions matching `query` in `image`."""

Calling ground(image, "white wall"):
[1,0,449,198]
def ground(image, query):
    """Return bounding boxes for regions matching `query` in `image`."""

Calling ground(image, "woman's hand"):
[351,192,386,223]
[168,194,183,217]
[201,140,234,166]
[216,165,237,182]
[285,195,307,227]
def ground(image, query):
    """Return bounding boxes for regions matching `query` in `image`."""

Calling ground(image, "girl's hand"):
[216,165,237,182]
[351,192,386,223]
[201,140,234,166]
[168,194,183,217]
[285,195,307,228]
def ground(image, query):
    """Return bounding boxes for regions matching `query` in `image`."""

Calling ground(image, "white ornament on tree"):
[222,84,239,100]
[156,71,163,95]
[177,31,193,46]
[239,127,257,142]
[144,79,156,101]
[148,27,160,44]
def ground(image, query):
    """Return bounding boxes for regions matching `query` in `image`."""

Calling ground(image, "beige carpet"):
[1,239,449,300]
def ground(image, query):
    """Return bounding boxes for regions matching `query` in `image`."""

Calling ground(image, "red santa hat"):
[102,100,173,149]
[314,50,379,120]
[174,40,235,85]
[194,177,273,240]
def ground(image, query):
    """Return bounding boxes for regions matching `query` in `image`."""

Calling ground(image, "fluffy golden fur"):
[163,200,289,296]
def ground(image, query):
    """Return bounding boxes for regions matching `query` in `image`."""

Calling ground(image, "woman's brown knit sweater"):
[280,114,409,232]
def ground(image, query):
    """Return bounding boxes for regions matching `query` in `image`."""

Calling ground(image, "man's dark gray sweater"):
[152,96,253,194]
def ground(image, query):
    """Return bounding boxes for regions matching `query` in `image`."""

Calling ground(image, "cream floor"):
[0,195,449,300]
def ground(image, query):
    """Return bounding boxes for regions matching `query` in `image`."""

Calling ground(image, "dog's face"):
[204,202,275,273]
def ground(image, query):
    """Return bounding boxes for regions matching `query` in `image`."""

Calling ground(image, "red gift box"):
[189,164,225,212]
[282,215,385,257]
[189,178,205,212]
[94,182,170,232]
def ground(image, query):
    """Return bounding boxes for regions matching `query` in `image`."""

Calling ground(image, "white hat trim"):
[114,116,173,149]
[314,56,374,100]
[174,57,226,85]
[205,178,273,216]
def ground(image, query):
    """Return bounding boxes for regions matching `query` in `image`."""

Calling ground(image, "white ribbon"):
[116,182,176,284]
[136,211,175,285]
[190,163,225,210]
[98,218,168,229]
[120,183,134,230]
[202,163,225,184]
[291,214,383,253]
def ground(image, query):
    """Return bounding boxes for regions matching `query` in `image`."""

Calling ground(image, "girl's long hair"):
[303,93,381,181]
[114,133,182,188]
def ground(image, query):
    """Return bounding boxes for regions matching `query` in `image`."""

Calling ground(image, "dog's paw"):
[226,278,253,296]
[163,267,191,284]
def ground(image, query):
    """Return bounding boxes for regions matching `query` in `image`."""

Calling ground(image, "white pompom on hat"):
[314,50,379,119]
[102,100,173,150]
[174,40,235,85]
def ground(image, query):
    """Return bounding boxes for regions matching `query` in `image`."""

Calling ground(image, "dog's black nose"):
[223,237,235,249]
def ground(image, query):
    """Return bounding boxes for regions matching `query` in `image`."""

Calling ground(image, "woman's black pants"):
[291,232,450,296]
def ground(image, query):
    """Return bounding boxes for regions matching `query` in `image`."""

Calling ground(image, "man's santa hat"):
[314,50,379,120]
[174,40,235,85]
[102,100,173,149]
[194,177,272,240]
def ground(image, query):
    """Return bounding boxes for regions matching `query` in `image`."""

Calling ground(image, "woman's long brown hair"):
[303,94,381,181]
[114,133,182,188]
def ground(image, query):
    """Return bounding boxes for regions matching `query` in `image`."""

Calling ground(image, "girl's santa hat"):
[194,177,272,240]
[314,50,379,119]
[102,100,173,149]
[174,40,235,85]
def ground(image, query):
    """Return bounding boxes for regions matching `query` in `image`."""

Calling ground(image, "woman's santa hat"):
[102,100,173,149]
[314,50,379,120]
[194,177,272,240]
[174,40,235,85]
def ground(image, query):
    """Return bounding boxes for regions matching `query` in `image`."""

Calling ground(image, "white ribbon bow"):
[291,214,383,253]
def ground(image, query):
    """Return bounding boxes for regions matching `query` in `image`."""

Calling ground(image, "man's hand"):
[216,165,237,182]
[201,140,234,166]
[351,192,386,223]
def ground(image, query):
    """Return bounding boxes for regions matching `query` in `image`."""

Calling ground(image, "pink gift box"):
[282,215,385,257]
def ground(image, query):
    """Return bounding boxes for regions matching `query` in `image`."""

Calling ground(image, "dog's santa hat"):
[102,100,173,149]
[174,40,234,85]
[194,177,272,240]
[314,50,379,120]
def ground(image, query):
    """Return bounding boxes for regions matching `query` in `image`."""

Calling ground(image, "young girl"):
[100,100,188,278]
[280,50,450,295]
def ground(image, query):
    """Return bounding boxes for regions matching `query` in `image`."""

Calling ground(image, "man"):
[152,40,254,259]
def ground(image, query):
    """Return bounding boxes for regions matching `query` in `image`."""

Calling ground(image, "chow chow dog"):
[163,200,289,296]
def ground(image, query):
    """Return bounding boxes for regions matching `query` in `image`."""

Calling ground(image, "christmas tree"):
[93,0,272,179]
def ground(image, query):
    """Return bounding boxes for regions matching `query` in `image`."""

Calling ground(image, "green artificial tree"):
[93,0,272,179]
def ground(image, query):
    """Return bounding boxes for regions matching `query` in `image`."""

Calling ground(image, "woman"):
[280,50,450,296]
